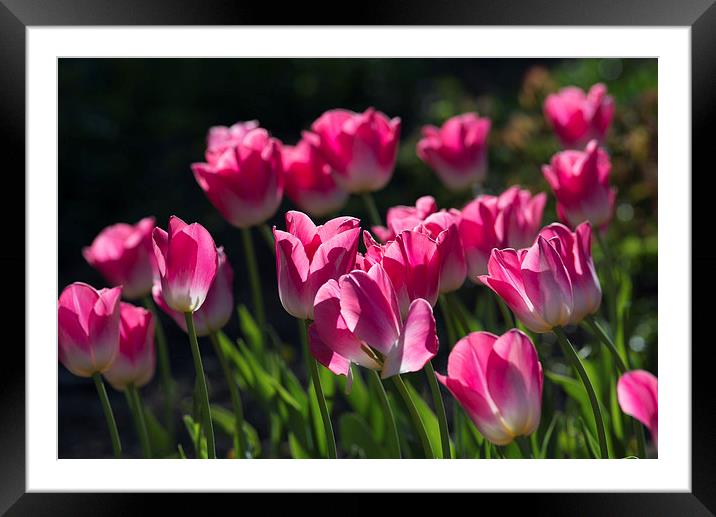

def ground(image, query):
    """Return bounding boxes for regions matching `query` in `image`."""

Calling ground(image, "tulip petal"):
[274,229,311,319]
[308,323,353,381]
[447,331,498,395]
[285,211,319,257]
[381,298,438,378]
[308,227,361,305]
[618,370,658,442]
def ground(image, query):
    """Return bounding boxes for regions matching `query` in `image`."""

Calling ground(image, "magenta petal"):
[382,298,438,378]
[308,323,352,379]
[307,227,361,308]
[285,211,319,255]
[152,227,169,278]
[617,370,658,443]
[274,229,311,319]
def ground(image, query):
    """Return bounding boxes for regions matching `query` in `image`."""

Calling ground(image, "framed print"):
[2,0,715,514]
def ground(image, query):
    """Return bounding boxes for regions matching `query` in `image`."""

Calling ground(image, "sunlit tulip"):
[538,222,601,323]
[152,216,218,313]
[274,211,360,320]
[372,195,437,242]
[304,108,401,193]
[205,120,259,164]
[192,127,283,228]
[103,302,156,391]
[58,283,122,377]
[436,330,543,445]
[309,263,438,381]
[363,229,441,317]
[153,247,234,336]
[617,370,658,446]
[542,140,616,228]
[420,210,467,293]
[417,112,491,191]
[543,83,614,148]
[479,236,573,333]
[282,139,349,217]
[83,217,156,300]
[460,186,546,280]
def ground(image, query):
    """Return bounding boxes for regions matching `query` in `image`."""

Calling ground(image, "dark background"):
[58,58,657,458]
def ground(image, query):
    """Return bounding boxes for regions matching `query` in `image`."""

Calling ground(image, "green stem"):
[439,295,458,347]
[361,192,383,227]
[92,373,122,458]
[259,223,276,256]
[368,370,401,458]
[583,315,629,373]
[391,375,435,458]
[553,327,610,459]
[424,362,451,459]
[142,296,174,434]
[241,227,266,348]
[127,384,152,458]
[210,332,247,459]
[495,297,514,329]
[300,319,337,459]
[184,312,216,459]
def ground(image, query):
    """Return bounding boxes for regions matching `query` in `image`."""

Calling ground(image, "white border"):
[28,27,690,492]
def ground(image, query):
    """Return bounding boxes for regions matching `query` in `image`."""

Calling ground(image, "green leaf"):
[339,413,388,459]
[237,304,262,353]
[578,417,600,459]
[236,339,276,403]
[539,412,560,459]
[404,378,453,459]
[177,444,187,459]
[183,414,207,459]
[217,331,253,389]
[340,365,369,416]
[142,405,174,458]
[288,432,312,459]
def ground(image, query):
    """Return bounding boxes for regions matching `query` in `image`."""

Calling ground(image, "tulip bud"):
[371,195,437,242]
[542,140,616,229]
[58,283,122,377]
[152,216,218,313]
[617,370,658,446]
[543,83,614,148]
[192,127,284,229]
[305,108,401,194]
[103,302,156,391]
[274,211,360,320]
[437,330,543,445]
[282,139,349,217]
[420,210,467,293]
[538,222,601,323]
[205,120,259,164]
[83,217,156,300]
[479,236,573,333]
[153,247,234,336]
[417,112,491,191]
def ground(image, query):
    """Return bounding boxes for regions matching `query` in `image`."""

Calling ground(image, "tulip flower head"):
[205,120,260,164]
[460,186,546,280]
[153,247,234,337]
[437,330,543,445]
[538,222,601,323]
[103,302,156,391]
[543,83,614,148]
[542,140,616,229]
[58,283,122,377]
[479,235,574,333]
[282,139,349,217]
[152,216,218,314]
[274,211,361,320]
[83,217,156,300]
[419,209,467,293]
[192,127,284,229]
[417,112,492,191]
[305,108,401,194]
[371,195,438,242]
[617,370,658,446]
[309,263,438,383]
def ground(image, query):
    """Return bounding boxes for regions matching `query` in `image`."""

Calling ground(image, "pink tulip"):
[192,127,283,229]
[460,187,546,280]
[371,195,437,242]
[103,302,156,391]
[417,112,491,191]
[543,83,614,148]
[282,139,349,217]
[152,247,234,336]
[436,330,543,445]
[152,216,218,313]
[274,211,361,320]
[58,283,122,377]
[363,229,441,317]
[420,210,467,293]
[83,217,156,300]
[617,370,658,446]
[542,140,616,229]
[309,263,438,381]
[538,222,601,323]
[479,236,573,333]
[304,108,401,193]
[205,120,260,164]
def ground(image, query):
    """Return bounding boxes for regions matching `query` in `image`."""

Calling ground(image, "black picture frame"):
[2,1,714,514]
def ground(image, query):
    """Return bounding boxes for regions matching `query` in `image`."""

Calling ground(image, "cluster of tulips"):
[58,81,657,460]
